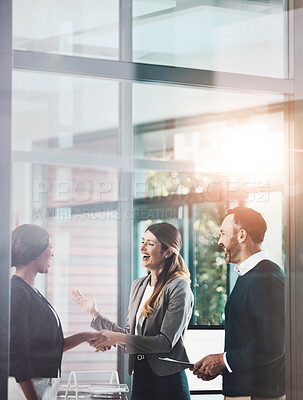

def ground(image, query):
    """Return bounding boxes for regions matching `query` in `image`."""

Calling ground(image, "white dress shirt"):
[233,250,268,276]
[135,283,154,335]
[224,250,268,373]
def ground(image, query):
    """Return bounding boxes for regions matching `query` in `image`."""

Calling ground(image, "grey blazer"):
[91,275,194,376]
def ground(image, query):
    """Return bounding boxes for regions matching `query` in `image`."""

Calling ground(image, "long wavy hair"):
[141,222,191,318]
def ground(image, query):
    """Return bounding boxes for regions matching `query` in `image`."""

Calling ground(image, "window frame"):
[1,0,300,398]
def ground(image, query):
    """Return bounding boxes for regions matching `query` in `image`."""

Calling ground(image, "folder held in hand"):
[158,357,194,369]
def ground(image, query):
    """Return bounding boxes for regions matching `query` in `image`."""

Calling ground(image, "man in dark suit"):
[193,207,285,400]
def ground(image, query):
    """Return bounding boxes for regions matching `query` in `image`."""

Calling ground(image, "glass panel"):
[12,71,118,156]
[133,1,285,77]
[13,0,119,59]
[134,83,284,180]
[12,162,119,381]
[133,82,285,332]
[12,70,120,383]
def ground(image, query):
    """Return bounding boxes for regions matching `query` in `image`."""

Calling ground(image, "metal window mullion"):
[286,0,295,80]
[188,203,196,325]
[284,93,295,400]
[119,0,132,62]
[117,0,133,389]
[12,150,123,168]
[13,50,294,95]
[0,0,12,397]
[288,2,303,399]
[117,80,133,391]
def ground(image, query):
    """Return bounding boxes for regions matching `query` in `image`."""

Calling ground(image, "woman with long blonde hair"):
[72,222,193,400]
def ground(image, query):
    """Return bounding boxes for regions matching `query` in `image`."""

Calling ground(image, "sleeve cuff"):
[223,352,233,373]
[91,314,99,324]
[90,314,104,332]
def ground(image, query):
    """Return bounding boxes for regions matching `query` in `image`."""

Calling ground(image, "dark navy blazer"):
[223,260,285,397]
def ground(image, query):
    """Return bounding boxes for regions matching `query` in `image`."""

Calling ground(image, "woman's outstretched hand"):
[71,289,99,319]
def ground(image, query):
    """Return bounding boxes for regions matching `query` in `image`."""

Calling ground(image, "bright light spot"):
[193,121,284,177]
[218,123,283,175]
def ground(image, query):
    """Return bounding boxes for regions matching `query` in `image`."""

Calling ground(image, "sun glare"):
[206,123,284,177]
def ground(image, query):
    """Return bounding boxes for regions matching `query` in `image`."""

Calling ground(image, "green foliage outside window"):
[141,171,228,326]
[193,203,227,325]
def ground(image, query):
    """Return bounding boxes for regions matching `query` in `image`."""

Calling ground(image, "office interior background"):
[1,0,303,398]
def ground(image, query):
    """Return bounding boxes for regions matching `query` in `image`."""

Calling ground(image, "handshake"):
[71,289,127,352]
[85,330,125,352]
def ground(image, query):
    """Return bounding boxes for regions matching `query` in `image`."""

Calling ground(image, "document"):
[158,357,194,369]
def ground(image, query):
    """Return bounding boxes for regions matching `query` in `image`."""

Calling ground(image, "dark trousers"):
[131,358,191,400]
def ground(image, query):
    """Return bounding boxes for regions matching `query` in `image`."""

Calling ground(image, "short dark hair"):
[11,224,50,267]
[226,207,267,244]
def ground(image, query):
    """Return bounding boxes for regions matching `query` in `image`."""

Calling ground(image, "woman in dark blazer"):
[9,224,98,400]
[72,222,194,400]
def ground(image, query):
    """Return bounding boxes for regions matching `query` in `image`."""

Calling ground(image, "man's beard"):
[225,236,241,264]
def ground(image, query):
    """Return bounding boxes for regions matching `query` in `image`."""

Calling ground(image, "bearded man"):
[193,207,285,400]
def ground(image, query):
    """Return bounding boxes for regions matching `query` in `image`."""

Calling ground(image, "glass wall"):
[131,81,285,393]
[133,1,285,77]
[12,71,119,155]
[13,0,119,59]
[133,81,284,320]
[12,70,120,381]
[2,0,294,398]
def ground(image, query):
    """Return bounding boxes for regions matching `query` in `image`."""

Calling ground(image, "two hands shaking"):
[70,289,125,352]
[71,289,225,380]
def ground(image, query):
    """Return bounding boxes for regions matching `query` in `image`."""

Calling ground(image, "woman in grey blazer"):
[72,222,194,400]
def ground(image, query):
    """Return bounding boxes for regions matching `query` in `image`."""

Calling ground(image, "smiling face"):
[141,230,168,273]
[35,241,53,274]
[217,214,242,264]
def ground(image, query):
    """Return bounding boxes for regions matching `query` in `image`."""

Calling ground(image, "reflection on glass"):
[13,0,119,59]
[44,165,118,208]
[133,0,285,77]
[12,71,118,156]
[47,213,118,382]
[133,82,285,328]
[134,83,284,179]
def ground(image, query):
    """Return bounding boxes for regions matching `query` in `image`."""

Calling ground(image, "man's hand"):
[194,372,219,381]
[193,353,225,380]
